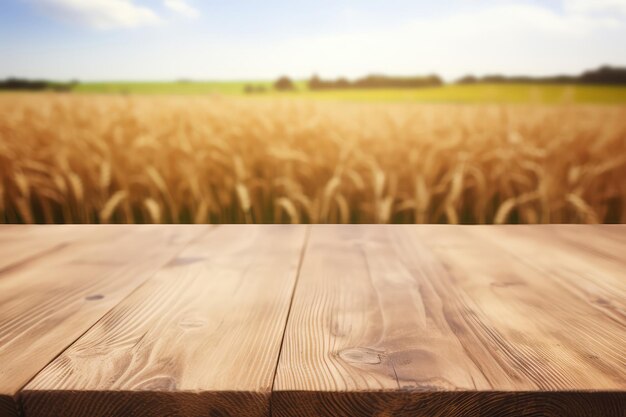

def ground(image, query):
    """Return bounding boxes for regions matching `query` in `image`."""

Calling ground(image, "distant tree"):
[274,76,295,91]
[308,75,323,90]
[308,74,444,90]
[0,78,48,90]
[336,77,350,89]
[352,74,442,89]
[580,66,626,85]
[481,75,507,83]
[457,75,478,84]
[453,66,626,85]
[0,77,80,91]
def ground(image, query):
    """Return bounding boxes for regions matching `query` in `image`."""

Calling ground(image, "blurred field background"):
[3,0,626,224]
[1,91,624,224]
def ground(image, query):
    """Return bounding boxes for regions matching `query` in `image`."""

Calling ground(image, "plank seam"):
[269,224,311,417]
[14,226,214,417]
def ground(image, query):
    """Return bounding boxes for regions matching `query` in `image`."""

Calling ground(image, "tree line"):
[308,74,443,90]
[267,74,443,92]
[268,66,626,92]
[456,66,626,85]
[0,78,78,91]
[2,66,625,93]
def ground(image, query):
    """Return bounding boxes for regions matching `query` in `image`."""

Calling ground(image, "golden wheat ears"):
[1,94,625,224]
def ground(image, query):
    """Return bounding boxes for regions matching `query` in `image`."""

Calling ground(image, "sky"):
[1,0,626,81]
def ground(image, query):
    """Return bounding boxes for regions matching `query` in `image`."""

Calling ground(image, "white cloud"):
[31,0,162,29]
[163,0,199,19]
[564,0,626,16]
[246,3,625,80]
[8,1,626,80]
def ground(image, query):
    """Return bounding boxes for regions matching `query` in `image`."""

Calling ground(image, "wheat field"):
[1,93,625,224]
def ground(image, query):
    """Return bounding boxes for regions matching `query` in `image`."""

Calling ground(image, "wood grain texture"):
[22,225,308,417]
[411,226,626,391]
[0,225,203,417]
[2,225,625,417]
[274,391,625,417]
[470,225,626,325]
[0,225,101,274]
[273,225,626,417]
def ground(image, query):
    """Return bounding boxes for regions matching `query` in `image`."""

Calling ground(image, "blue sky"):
[1,0,625,81]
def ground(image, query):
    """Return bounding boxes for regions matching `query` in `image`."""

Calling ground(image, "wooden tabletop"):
[0,225,624,417]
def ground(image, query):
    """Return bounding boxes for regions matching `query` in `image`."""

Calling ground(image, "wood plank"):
[468,225,626,325]
[273,225,626,417]
[22,225,309,417]
[0,225,103,273]
[551,225,626,262]
[413,226,626,391]
[0,225,204,417]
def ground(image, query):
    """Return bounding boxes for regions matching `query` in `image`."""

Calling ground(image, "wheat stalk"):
[1,94,624,225]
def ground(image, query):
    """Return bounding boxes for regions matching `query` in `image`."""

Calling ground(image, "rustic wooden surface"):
[22,226,307,417]
[273,225,626,416]
[0,225,624,417]
[0,226,204,417]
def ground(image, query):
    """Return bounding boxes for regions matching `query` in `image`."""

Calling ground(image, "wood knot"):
[179,317,207,330]
[85,294,104,301]
[338,347,383,365]
[594,297,609,306]
[491,280,522,288]
[168,257,206,267]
